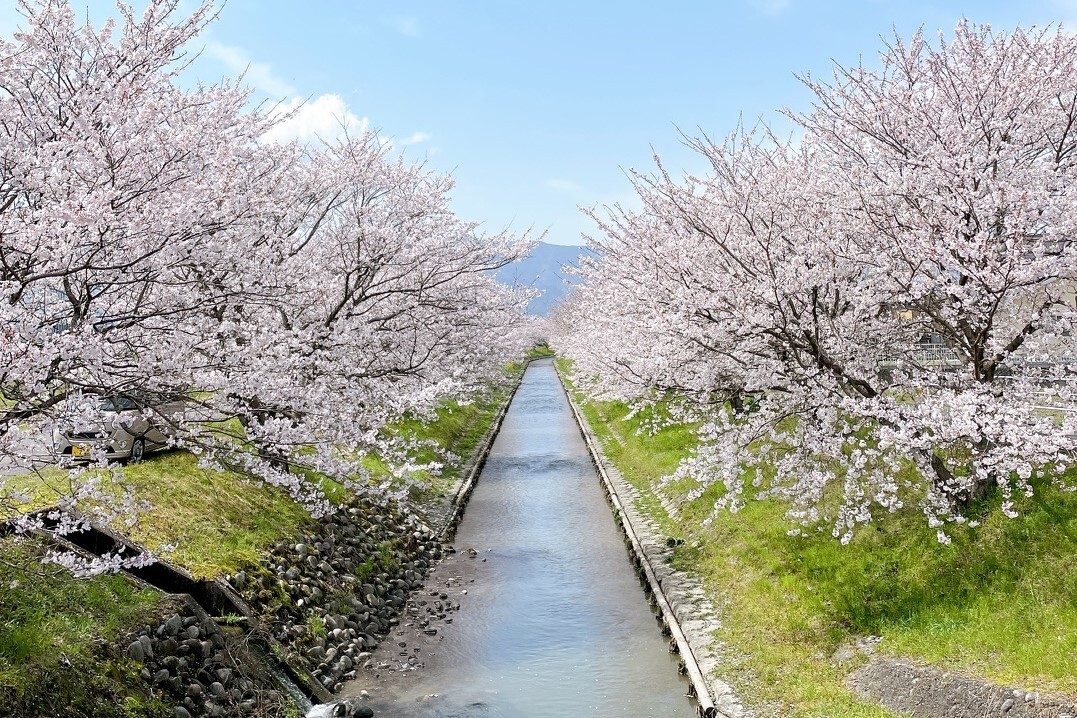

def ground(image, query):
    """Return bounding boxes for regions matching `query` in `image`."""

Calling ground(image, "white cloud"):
[384,16,420,37]
[263,94,368,144]
[201,43,409,151]
[204,44,370,146]
[206,42,296,99]
[749,0,790,16]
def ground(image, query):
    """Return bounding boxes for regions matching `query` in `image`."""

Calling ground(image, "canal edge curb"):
[435,361,530,540]
[556,369,744,718]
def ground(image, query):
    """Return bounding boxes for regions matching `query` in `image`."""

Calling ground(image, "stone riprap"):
[121,599,288,718]
[226,496,441,695]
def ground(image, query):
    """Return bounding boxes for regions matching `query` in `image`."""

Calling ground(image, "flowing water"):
[357,359,696,717]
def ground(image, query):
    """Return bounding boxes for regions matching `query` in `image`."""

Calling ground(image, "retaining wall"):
[556,367,745,718]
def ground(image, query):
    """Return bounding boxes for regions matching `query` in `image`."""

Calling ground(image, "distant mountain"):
[497,242,595,317]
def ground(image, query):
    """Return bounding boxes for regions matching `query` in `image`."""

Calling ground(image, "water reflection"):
[354,360,695,718]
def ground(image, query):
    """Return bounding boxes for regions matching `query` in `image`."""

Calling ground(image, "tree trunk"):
[929,450,995,512]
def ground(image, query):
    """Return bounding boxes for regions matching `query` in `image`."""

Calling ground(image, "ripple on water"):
[480,453,591,474]
[360,361,696,718]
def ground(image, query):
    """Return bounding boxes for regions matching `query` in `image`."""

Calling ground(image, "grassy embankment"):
[559,359,1077,718]
[0,361,529,716]
[0,541,167,717]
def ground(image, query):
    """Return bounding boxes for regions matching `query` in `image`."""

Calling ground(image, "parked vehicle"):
[53,394,187,462]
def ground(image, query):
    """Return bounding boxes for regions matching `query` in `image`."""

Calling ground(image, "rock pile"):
[122,602,286,717]
[228,496,441,693]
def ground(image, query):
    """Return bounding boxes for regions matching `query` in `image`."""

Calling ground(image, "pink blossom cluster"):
[0,0,535,570]
[556,22,1077,541]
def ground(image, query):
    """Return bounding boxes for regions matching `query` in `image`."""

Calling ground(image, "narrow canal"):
[349,359,695,717]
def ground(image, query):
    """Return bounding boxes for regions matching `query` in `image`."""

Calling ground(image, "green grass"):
[116,452,310,579]
[565,371,1077,717]
[0,538,167,717]
[388,375,518,503]
[5,371,521,580]
[522,343,556,361]
[2,452,310,580]
[0,364,523,713]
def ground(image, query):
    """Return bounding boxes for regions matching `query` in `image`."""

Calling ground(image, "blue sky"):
[5,1,1077,245]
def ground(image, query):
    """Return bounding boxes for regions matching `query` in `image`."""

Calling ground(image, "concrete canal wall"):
[556,366,746,718]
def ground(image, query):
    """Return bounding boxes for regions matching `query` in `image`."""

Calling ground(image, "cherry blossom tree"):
[797,22,1077,519]
[0,0,533,570]
[560,22,1077,540]
[189,131,532,510]
[0,0,291,551]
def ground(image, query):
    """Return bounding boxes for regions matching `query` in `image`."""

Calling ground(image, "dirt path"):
[852,657,1077,718]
